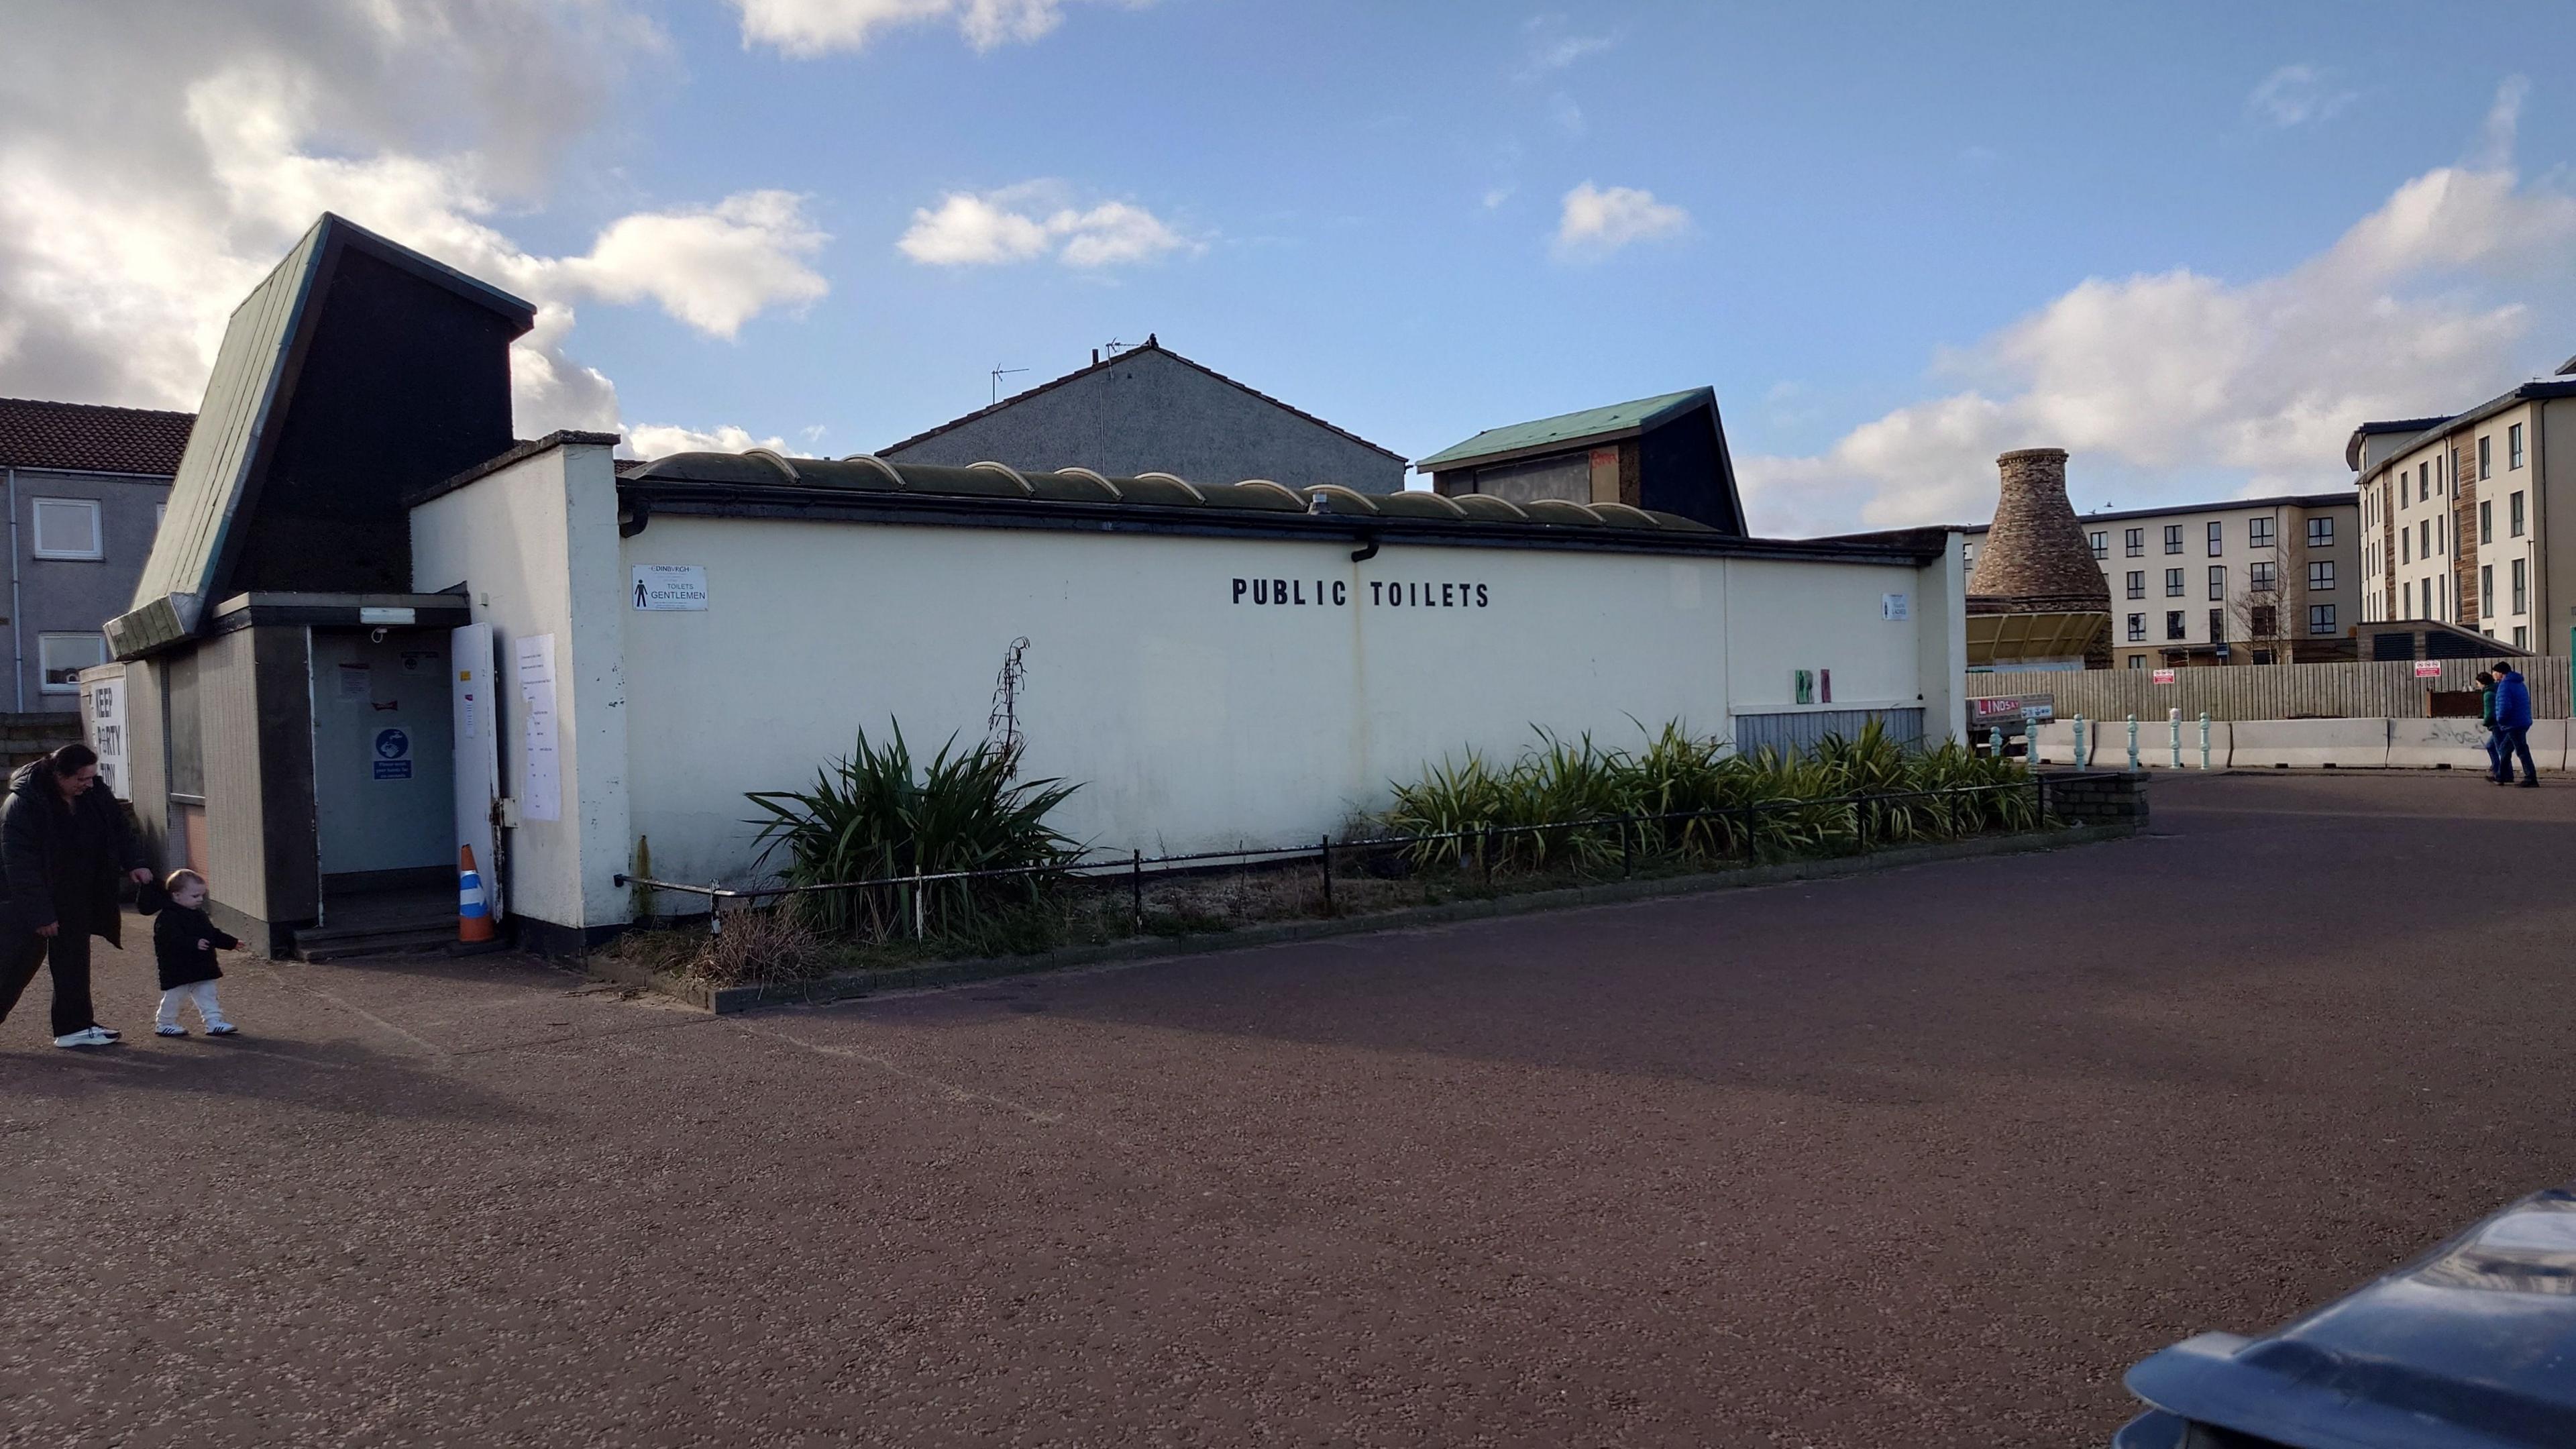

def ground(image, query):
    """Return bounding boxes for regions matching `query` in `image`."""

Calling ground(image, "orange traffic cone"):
[458,845,495,943]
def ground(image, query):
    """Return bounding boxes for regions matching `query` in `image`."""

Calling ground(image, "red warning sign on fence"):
[2151,668,2176,685]
[2414,660,2442,679]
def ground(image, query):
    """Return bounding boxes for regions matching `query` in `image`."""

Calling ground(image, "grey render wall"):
[882,350,1405,492]
[7,467,171,712]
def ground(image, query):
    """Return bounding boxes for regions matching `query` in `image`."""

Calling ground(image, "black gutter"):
[619,480,1945,567]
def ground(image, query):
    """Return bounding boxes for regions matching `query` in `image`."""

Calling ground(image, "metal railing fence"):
[613,777,2057,939]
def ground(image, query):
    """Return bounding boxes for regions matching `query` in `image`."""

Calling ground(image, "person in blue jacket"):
[2491,660,2537,787]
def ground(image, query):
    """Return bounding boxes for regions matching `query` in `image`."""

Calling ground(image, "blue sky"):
[5,1,2573,533]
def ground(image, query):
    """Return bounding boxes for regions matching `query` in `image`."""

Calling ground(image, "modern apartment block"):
[1962,491,2359,669]
[2349,360,2576,655]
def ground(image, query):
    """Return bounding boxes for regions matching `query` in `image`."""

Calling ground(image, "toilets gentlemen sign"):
[632,564,708,610]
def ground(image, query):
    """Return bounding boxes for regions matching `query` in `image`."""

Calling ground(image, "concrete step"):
[297,921,460,961]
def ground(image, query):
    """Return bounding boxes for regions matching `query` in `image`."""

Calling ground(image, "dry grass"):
[603,907,836,988]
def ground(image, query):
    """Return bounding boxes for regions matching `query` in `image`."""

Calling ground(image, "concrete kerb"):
[596,823,2142,1015]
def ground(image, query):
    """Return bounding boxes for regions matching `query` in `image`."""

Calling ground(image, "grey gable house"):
[0,397,196,713]
[879,337,1407,494]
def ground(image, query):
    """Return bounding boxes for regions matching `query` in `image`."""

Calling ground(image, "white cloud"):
[623,423,791,459]
[549,191,829,338]
[1735,80,2576,537]
[731,0,1142,56]
[0,0,830,439]
[1517,17,1616,78]
[2247,64,2357,129]
[898,184,1193,269]
[1548,93,1586,137]
[1551,182,1689,260]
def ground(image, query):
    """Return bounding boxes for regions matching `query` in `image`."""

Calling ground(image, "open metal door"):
[451,622,504,922]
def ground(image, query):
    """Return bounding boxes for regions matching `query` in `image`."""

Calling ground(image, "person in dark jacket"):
[150,868,239,1036]
[0,743,154,1048]
[2476,672,2503,781]
[2492,661,2538,788]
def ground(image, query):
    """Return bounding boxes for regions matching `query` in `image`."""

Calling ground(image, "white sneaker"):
[205,1023,238,1036]
[52,1027,118,1049]
[155,1024,188,1037]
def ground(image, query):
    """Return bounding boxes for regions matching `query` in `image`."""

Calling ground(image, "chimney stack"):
[1968,447,2108,611]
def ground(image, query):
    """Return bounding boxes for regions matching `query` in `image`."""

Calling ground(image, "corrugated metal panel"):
[1731,708,1927,757]
[1962,659,2571,722]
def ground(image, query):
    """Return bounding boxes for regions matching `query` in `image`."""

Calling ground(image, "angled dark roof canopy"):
[107,213,535,659]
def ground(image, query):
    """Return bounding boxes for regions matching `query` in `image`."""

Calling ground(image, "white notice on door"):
[337,663,372,701]
[631,564,708,610]
[1881,592,1910,621]
[515,633,561,822]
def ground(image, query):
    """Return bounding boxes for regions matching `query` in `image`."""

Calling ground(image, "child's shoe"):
[206,1023,239,1036]
[155,1024,188,1037]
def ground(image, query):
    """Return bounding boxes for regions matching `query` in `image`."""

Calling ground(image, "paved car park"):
[5,772,2574,1446]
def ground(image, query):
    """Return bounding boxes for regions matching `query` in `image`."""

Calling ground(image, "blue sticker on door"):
[373,727,412,780]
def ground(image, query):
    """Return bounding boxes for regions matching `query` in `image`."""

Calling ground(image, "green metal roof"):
[1414,388,1711,470]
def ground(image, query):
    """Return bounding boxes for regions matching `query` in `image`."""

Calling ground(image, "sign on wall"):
[1881,592,1909,621]
[516,633,561,821]
[82,667,128,801]
[632,564,708,610]
[372,727,413,780]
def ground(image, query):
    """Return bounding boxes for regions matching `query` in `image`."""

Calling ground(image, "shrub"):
[1383,718,2038,871]
[747,722,1082,941]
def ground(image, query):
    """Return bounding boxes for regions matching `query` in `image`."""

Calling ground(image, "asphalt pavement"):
[5,771,2573,1447]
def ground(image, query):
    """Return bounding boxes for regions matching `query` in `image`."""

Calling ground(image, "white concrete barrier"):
[2386,718,2501,771]
[2231,718,2389,769]
[2530,719,2570,773]
[2031,720,2083,766]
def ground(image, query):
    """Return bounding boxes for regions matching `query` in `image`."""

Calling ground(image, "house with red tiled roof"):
[0,397,193,711]
[878,337,1405,493]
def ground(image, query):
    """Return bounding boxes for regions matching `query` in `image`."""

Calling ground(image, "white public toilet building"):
[98,214,1971,956]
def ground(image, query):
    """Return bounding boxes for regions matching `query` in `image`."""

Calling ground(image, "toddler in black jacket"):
[151,869,239,1036]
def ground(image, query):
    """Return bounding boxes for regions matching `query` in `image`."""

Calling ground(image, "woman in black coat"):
[0,743,154,1048]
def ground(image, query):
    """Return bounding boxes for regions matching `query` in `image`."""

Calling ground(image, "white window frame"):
[29,497,102,561]
[36,632,104,694]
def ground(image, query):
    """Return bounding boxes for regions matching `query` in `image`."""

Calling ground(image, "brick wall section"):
[2041,769,2149,829]
[1967,448,2112,610]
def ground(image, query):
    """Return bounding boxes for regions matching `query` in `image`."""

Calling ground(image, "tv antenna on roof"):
[989,364,1027,404]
